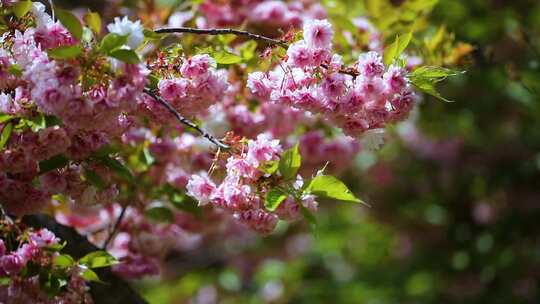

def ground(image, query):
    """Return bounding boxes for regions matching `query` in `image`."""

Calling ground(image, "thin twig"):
[154,27,289,48]
[102,205,127,250]
[143,88,230,149]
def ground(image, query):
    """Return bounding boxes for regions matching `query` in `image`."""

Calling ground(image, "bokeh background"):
[51,0,540,302]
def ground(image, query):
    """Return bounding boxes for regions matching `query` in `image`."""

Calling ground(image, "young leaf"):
[410,66,463,102]
[56,9,83,40]
[100,33,128,54]
[304,175,367,205]
[79,251,118,269]
[279,143,302,180]
[84,11,101,34]
[55,254,75,268]
[0,122,13,150]
[12,0,32,18]
[265,188,288,211]
[109,49,140,64]
[80,268,105,283]
[39,154,69,174]
[96,155,135,183]
[47,45,83,59]
[212,50,242,64]
[383,32,413,66]
[411,66,463,82]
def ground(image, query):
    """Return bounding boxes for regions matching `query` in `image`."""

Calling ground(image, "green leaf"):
[47,45,83,59]
[0,114,13,124]
[238,40,257,61]
[410,66,463,102]
[12,0,32,18]
[84,11,101,34]
[304,175,367,205]
[0,122,13,150]
[212,50,242,64]
[79,251,118,269]
[80,268,105,283]
[100,33,128,54]
[145,203,174,223]
[265,188,288,212]
[96,155,135,183]
[39,154,69,174]
[109,49,140,64]
[84,169,107,189]
[57,9,83,40]
[384,32,413,66]
[411,66,463,82]
[279,143,302,180]
[55,254,75,268]
[260,160,279,175]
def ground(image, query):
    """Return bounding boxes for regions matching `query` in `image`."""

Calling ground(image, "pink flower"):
[0,240,5,257]
[321,73,348,100]
[226,157,259,180]
[383,64,409,95]
[357,51,385,77]
[247,72,273,99]
[29,229,58,248]
[40,170,67,194]
[303,19,334,49]
[246,134,282,167]
[186,172,216,206]
[180,54,215,78]
[287,41,313,68]
[0,254,26,275]
[220,180,253,210]
[158,78,189,101]
[234,209,278,234]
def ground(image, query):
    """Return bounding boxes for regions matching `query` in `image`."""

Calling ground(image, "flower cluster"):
[157,54,229,116]
[186,134,317,234]
[0,226,92,303]
[248,19,417,138]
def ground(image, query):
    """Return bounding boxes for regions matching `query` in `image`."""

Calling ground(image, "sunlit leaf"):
[84,11,101,34]
[265,188,288,211]
[304,175,367,205]
[79,251,119,269]
[0,122,13,150]
[279,143,301,180]
[48,45,83,59]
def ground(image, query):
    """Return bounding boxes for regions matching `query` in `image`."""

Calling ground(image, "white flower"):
[31,3,53,28]
[107,17,144,50]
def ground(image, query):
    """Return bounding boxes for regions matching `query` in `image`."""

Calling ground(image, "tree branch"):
[102,205,127,250]
[154,27,289,48]
[143,88,229,150]
[154,27,360,78]
[22,214,148,304]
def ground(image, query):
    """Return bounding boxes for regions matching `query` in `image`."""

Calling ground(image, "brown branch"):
[102,205,127,250]
[153,27,360,78]
[143,88,229,150]
[154,27,289,48]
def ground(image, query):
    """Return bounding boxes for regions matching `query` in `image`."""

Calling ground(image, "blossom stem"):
[102,205,127,250]
[143,88,230,149]
[154,27,289,48]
